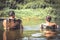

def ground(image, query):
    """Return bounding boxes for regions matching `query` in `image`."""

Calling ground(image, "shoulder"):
[41,23,48,26]
[3,20,6,23]
[2,20,6,30]
[3,20,7,24]
[16,19,22,22]
[40,23,47,27]
[3,18,9,22]
[52,22,57,25]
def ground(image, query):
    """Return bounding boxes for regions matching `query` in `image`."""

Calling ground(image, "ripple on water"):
[23,37,46,40]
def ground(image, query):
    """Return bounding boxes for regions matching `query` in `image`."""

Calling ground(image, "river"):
[0,19,60,40]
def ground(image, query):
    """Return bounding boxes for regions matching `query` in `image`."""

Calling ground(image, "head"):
[8,11,15,18]
[46,16,52,22]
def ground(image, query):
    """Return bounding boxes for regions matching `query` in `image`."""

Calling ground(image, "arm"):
[3,20,10,30]
[40,24,44,32]
[3,20,7,30]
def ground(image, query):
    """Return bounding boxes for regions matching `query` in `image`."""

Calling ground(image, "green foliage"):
[14,8,54,19]
[0,0,60,25]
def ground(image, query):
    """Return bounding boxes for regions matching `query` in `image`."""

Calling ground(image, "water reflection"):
[0,30,3,40]
[3,30,22,40]
[22,37,60,40]
[0,30,60,40]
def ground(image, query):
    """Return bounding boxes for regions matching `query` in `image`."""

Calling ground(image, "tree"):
[0,0,6,10]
